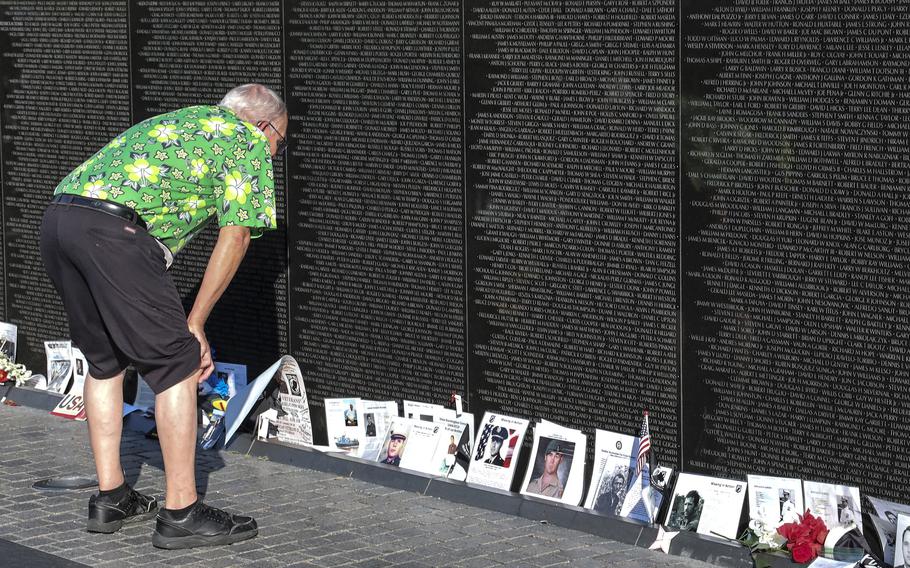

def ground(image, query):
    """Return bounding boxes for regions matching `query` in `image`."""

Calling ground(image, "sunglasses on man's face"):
[258,121,287,155]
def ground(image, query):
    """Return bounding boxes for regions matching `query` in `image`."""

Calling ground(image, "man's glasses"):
[258,121,287,155]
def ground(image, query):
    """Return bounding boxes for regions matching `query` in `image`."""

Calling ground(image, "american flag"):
[635,410,651,476]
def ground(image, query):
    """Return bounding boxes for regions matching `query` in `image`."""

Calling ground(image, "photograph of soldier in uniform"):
[476,425,510,467]
[378,424,409,467]
[525,438,574,499]
[780,489,798,524]
[364,413,376,437]
[667,490,703,532]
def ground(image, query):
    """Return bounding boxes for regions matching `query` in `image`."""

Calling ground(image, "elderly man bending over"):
[41,84,288,549]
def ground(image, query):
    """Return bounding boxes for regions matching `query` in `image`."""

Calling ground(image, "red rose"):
[0,369,7,383]
[816,527,829,545]
[791,542,816,563]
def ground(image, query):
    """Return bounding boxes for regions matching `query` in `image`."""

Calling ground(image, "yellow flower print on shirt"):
[82,180,108,200]
[107,136,126,149]
[190,159,209,178]
[224,171,252,204]
[125,159,160,184]
[182,197,207,212]
[148,124,178,143]
[200,117,236,137]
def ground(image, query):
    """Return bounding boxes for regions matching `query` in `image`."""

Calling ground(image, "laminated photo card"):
[466,412,529,491]
[520,420,587,506]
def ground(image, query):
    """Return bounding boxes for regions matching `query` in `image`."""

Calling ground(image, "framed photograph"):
[663,472,747,539]
[747,475,804,527]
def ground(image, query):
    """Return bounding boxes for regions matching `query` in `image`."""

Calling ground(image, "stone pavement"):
[0,403,719,568]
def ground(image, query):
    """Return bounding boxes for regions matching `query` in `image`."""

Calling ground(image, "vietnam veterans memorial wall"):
[0,0,908,502]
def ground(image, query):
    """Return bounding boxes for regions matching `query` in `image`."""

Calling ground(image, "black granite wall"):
[2,0,908,500]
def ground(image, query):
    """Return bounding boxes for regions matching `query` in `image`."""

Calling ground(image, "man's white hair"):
[219,84,286,122]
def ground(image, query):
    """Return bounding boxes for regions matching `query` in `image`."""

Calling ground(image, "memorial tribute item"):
[466,412,529,491]
[376,418,412,467]
[51,348,89,421]
[866,496,910,565]
[403,399,454,422]
[584,429,637,515]
[619,411,666,524]
[427,417,474,480]
[803,481,862,534]
[747,475,805,527]
[398,420,444,472]
[0,322,16,362]
[324,398,366,452]
[199,361,247,399]
[520,420,586,505]
[224,355,312,447]
[44,340,74,394]
[356,400,399,460]
[894,514,910,568]
[663,472,747,539]
[0,327,32,388]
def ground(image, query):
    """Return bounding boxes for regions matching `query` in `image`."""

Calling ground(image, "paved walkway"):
[0,403,718,568]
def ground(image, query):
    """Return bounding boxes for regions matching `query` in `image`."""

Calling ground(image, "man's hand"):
[189,323,214,381]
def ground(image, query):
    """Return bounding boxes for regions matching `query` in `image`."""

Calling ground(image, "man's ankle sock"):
[162,500,197,520]
[99,481,129,501]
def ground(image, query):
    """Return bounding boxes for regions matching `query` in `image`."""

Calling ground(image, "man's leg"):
[84,372,126,490]
[152,369,258,549]
[154,371,201,510]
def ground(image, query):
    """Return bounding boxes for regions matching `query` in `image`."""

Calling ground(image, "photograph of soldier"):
[525,438,573,499]
[482,426,509,467]
[379,425,408,467]
[364,413,376,437]
[667,490,703,532]
[780,489,799,523]
[902,525,910,568]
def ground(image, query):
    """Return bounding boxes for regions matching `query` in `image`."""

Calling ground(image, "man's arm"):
[187,225,251,380]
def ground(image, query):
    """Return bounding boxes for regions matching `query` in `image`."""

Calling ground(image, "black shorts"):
[40,203,200,394]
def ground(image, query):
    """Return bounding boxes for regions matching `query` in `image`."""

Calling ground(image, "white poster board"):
[520,420,586,505]
[664,472,747,539]
[466,412,529,491]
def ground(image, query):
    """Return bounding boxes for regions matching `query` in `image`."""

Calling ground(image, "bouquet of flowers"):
[0,339,32,387]
[777,510,829,563]
[740,510,829,566]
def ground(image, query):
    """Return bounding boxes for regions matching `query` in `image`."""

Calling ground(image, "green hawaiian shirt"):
[55,105,277,256]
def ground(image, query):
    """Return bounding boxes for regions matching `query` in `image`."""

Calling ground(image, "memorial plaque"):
[0,1,131,372]
[129,0,288,374]
[285,1,466,406]
[681,0,910,500]
[465,0,680,461]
